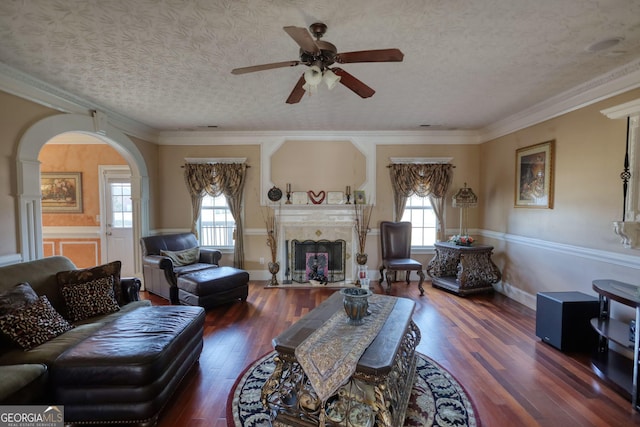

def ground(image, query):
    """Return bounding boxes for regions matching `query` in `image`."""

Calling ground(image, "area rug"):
[227,351,481,427]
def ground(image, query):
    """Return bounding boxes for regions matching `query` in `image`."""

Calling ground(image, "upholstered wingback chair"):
[140,233,221,303]
[378,221,426,295]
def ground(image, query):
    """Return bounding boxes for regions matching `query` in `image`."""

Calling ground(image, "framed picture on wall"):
[515,140,554,209]
[41,172,83,213]
[354,190,366,204]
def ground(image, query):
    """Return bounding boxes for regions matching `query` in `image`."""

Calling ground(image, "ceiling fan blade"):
[336,48,404,63]
[283,26,320,54]
[332,68,375,98]
[231,60,300,75]
[286,75,307,104]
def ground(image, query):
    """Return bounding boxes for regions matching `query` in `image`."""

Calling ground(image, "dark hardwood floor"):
[143,281,640,427]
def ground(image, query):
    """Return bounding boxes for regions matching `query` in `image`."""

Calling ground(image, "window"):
[110,182,132,228]
[199,194,235,248]
[400,194,437,247]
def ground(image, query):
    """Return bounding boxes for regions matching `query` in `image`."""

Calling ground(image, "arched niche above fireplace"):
[260,138,375,206]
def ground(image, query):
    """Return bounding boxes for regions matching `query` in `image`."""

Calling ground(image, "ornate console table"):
[261,292,419,427]
[426,242,501,296]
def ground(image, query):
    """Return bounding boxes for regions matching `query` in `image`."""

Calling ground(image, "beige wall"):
[480,88,640,300]
[0,90,158,259]
[374,144,480,269]
[0,91,58,256]
[271,140,366,194]
[129,135,160,230]
[156,141,480,273]
[39,143,127,227]
[157,144,261,267]
[2,85,640,310]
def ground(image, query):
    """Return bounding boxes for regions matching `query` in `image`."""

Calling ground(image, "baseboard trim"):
[494,281,537,310]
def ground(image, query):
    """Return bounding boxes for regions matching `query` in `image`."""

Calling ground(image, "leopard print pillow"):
[61,276,120,322]
[0,295,74,350]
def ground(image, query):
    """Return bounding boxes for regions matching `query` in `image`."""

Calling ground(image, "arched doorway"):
[17,113,149,277]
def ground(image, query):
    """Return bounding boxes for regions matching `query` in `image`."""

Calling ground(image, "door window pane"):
[110,183,132,228]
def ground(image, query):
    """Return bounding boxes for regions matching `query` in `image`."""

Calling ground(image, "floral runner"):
[294,294,396,404]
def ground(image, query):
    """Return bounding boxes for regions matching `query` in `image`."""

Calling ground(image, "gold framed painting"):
[41,172,83,213]
[515,140,554,208]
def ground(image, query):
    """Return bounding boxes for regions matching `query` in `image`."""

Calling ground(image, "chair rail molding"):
[601,98,640,249]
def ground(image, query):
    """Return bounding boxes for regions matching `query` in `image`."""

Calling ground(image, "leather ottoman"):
[52,305,205,426]
[177,266,249,309]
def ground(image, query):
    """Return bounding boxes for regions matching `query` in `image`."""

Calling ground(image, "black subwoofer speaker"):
[535,291,600,352]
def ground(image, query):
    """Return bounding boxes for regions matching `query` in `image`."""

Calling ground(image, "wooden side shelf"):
[591,348,634,400]
[591,279,640,410]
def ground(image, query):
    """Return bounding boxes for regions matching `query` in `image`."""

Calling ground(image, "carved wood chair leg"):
[417,270,425,296]
[379,266,385,283]
[385,272,393,294]
[405,270,411,285]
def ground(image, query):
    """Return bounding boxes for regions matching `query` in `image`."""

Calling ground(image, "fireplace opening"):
[291,239,346,283]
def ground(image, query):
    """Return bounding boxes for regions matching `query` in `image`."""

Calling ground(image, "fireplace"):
[291,239,346,283]
[278,206,356,283]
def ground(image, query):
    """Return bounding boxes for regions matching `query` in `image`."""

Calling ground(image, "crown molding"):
[0,63,158,143]
[479,58,640,142]
[157,129,482,145]
[2,56,640,146]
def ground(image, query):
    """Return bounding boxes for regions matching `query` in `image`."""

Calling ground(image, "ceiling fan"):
[231,22,404,104]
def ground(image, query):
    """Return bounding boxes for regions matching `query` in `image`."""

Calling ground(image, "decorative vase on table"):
[268,261,280,286]
[340,288,372,326]
[355,253,368,287]
[356,252,368,265]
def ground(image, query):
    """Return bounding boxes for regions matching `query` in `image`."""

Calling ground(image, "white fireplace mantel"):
[277,204,358,283]
[278,204,355,224]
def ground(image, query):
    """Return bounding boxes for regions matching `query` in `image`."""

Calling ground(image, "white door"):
[101,167,134,277]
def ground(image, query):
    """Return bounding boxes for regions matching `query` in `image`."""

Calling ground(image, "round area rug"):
[227,351,481,427]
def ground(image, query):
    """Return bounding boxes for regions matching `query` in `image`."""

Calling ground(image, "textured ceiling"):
[1,0,639,132]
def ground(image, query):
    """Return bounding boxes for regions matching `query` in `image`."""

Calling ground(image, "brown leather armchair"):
[379,221,425,295]
[140,233,221,304]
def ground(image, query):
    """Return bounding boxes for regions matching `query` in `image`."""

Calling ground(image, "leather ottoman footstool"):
[177,266,249,310]
[52,305,205,426]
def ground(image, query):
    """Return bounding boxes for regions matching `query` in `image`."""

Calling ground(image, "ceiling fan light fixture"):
[302,81,319,95]
[303,65,323,86]
[323,69,341,90]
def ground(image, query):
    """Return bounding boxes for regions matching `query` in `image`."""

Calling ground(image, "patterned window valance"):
[388,163,453,198]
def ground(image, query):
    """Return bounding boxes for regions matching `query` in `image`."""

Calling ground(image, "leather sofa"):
[0,256,205,426]
[141,233,249,309]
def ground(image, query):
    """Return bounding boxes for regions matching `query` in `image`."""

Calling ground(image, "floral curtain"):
[388,163,453,242]
[183,162,248,268]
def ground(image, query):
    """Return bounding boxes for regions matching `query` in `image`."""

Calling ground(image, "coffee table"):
[261,292,420,427]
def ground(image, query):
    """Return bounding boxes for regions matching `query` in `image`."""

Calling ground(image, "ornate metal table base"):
[261,321,421,427]
[427,242,501,296]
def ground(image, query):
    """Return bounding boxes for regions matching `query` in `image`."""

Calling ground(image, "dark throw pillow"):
[56,261,123,305]
[0,295,74,351]
[0,282,39,316]
[160,247,200,266]
[61,276,120,322]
